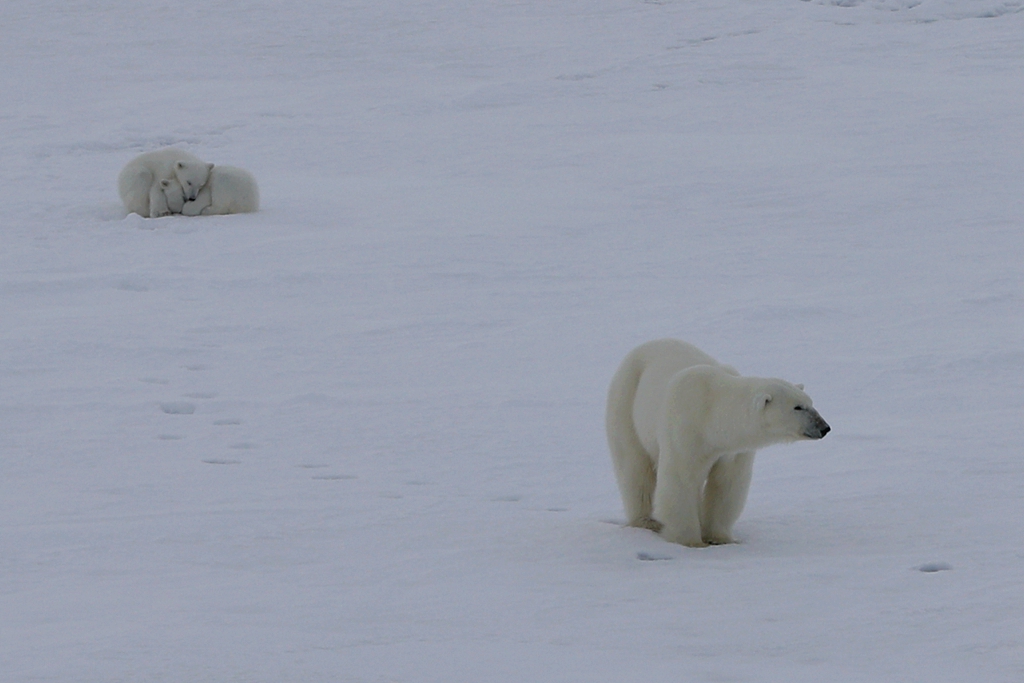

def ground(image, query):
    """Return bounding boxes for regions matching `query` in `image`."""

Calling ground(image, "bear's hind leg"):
[607,403,659,529]
[118,167,153,216]
[611,445,658,530]
[700,452,755,545]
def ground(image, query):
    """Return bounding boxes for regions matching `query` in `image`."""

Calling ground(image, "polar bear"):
[180,165,259,216]
[159,178,186,215]
[606,339,830,547]
[118,148,214,218]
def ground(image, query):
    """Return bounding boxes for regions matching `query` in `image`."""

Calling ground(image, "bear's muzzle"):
[803,410,830,440]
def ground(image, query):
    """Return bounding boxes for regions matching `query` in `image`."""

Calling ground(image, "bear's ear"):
[207,163,214,170]
[754,393,772,411]
[796,383,804,390]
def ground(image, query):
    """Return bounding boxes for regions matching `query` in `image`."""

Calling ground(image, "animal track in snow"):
[202,459,241,465]
[637,552,674,562]
[160,401,196,415]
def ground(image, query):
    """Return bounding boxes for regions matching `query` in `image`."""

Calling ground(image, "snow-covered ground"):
[2,1,1023,680]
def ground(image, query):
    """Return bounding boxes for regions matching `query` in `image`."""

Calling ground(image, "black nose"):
[804,416,830,440]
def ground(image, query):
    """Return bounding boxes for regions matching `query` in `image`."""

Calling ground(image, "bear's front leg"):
[652,468,706,548]
[181,186,213,216]
[148,182,171,218]
[701,452,755,545]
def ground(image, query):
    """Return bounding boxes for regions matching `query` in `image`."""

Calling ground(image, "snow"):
[2,1,1023,681]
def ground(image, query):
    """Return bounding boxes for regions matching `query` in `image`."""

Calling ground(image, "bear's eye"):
[794,405,805,411]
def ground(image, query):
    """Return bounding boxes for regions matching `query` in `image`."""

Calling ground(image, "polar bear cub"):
[180,165,259,216]
[606,339,829,547]
[159,178,186,214]
[118,148,213,218]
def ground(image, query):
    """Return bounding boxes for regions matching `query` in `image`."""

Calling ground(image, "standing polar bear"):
[606,339,829,547]
[118,148,213,218]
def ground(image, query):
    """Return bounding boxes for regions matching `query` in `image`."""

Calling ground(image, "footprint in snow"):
[160,401,196,415]
[916,562,952,573]
[637,552,674,562]
[202,459,241,465]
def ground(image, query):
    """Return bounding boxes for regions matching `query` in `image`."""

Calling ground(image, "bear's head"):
[160,178,185,214]
[174,161,214,201]
[753,380,830,443]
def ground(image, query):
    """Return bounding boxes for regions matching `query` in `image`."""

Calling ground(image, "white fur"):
[118,148,213,218]
[160,178,185,215]
[606,339,829,547]
[181,165,259,216]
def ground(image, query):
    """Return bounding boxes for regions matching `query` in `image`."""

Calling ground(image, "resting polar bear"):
[118,148,213,218]
[606,339,829,547]
[179,165,259,216]
[158,178,186,214]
